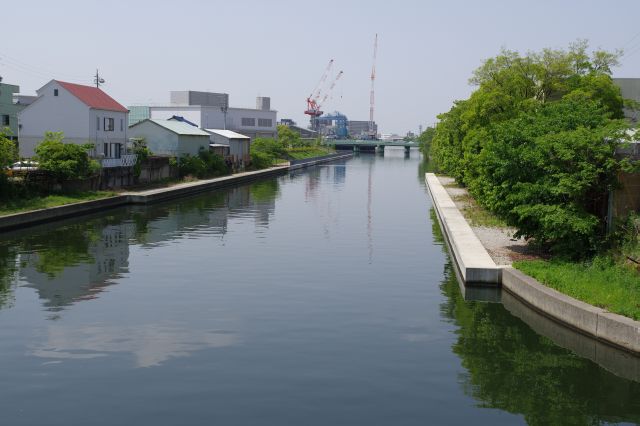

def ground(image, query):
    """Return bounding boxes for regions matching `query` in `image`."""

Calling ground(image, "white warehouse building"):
[139,91,277,139]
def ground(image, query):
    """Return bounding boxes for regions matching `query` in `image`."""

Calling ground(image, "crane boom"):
[305,59,335,118]
[319,71,344,107]
[310,59,333,102]
[369,34,378,138]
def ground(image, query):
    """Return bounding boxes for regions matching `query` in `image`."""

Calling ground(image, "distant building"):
[137,92,277,139]
[129,105,150,126]
[614,78,640,124]
[171,90,228,109]
[0,80,22,139]
[348,120,377,139]
[279,119,318,138]
[18,80,129,158]
[128,119,210,156]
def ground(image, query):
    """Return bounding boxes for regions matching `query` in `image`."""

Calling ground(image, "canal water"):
[0,150,638,425]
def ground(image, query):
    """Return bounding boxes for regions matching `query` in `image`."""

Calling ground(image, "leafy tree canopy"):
[430,41,631,257]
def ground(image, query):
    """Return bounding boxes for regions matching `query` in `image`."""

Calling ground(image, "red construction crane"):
[369,34,378,138]
[305,59,334,117]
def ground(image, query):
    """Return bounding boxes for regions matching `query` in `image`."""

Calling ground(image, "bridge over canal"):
[330,139,420,153]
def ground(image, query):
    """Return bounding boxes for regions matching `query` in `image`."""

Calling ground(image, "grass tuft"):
[0,191,117,216]
[514,258,640,320]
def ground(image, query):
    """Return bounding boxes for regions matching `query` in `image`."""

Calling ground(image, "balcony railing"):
[101,154,137,168]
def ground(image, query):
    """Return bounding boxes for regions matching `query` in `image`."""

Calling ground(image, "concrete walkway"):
[425,172,640,355]
[425,173,502,284]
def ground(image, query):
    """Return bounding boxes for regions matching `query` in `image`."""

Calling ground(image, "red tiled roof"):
[56,80,128,113]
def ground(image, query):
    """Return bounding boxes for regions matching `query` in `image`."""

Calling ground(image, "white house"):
[128,119,211,156]
[204,129,251,164]
[17,80,129,159]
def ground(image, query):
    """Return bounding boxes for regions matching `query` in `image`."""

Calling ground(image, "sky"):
[2,0,640,135]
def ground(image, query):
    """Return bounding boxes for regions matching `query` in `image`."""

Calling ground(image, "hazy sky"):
[2,0,640,134]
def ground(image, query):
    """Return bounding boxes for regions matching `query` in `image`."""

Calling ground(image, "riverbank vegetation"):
[250,125,334,167]
[427,41,638,258]
[0,191,117,216]
[423,40,640,319]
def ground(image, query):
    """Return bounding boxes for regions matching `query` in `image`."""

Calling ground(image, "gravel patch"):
[437,176,540,265]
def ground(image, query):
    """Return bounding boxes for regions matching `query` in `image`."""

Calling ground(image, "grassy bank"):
[0,191,117,216]
[286,146,335,160]
[514,258,640,320]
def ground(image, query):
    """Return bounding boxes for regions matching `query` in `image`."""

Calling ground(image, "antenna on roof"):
[94,69,105,88]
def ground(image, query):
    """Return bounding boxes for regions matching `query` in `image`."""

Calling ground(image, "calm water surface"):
[0,150,639,425]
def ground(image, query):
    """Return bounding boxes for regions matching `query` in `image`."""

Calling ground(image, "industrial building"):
[614,78,640,124]
[130,91,277,139]
[128,119,211,157]
[348,120,377,139]
[279,119,319,138]
[0,79,32,140]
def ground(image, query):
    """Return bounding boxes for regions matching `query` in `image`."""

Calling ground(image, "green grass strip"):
[514,258,640,320]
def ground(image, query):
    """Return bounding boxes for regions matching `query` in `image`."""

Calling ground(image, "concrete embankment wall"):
[425,172,640,356]
[289,152,353,170]
[503,268,640,355]
[425,173,502,284]
[0,153,353,232]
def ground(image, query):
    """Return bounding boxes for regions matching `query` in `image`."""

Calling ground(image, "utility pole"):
[94,69,105,88]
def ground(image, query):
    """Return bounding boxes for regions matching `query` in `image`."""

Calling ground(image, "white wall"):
[17,80,128,157]
[128,120,209,156]
[225,107,277,137]
[18,81,90,157]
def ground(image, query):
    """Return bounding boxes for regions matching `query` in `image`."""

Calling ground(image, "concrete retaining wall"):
[0,196,130,232]
[503,267,640,355]
[0,155,352,232]
[289,152,353,170]
[425,173,502,284]
[126,166,289,204]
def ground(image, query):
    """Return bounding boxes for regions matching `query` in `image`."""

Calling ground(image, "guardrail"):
[101,154,137,168]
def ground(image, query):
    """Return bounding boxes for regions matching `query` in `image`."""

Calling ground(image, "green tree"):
[34,132,95,181]
[430,41,629,257]
[0,127,17,170]
[277,124,303,148]
[417,126,435,155]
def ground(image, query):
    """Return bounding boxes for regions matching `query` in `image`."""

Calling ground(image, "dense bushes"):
[35,132,99,181]
[430,41,635,257]
[177,149,229,178]
[250,137,287,168]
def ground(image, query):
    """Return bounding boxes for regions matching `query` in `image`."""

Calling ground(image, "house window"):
[97,116,100,130]
[241,117,256,126]
[103,117,114,131]
[258,118,272,127]
[104,143,109,157]
[54,89,58,96]
[120,119,123,132]
[1,115,9,126]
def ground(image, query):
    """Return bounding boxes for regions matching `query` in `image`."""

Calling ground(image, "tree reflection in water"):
[432,209,640,425]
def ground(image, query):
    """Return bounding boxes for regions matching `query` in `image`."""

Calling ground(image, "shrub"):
[250,151,274,169]
[35,132,94,181]
[177,149,229,178]
[252,138,286,158]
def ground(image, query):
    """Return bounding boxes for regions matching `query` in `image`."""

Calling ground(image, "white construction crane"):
[368,34,378,139]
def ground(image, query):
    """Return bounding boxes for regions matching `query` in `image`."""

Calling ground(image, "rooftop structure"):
[614,78,640,124]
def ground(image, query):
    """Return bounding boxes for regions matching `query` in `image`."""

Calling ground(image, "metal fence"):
[101,154,137,168]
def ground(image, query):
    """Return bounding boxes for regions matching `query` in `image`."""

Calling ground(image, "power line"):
[622,30,640,48]
[0,50,93,82]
